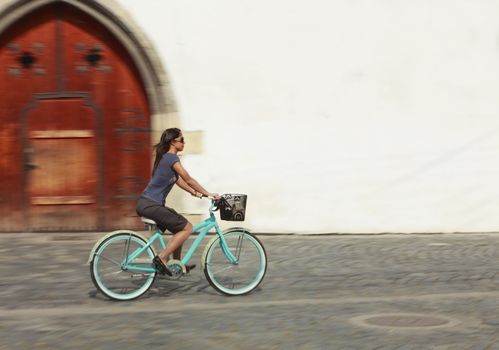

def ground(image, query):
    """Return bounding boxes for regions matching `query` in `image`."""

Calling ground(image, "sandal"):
[153,256,172,276]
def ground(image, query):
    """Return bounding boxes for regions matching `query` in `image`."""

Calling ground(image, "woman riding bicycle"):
[136,128,219,276]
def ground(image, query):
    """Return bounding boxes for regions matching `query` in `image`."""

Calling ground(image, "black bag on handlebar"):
[219,194,247,221]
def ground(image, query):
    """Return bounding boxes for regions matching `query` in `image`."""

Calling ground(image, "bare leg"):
[173,245,182,260]
[173,239,195,271]
[158,222,193,264]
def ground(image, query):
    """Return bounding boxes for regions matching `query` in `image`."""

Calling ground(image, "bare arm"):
[176,177,197,197]
[172,161,211,197]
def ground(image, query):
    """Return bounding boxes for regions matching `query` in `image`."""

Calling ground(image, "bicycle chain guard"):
[166,259,186,280]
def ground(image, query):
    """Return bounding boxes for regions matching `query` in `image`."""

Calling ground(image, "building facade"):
[2,0,499,233]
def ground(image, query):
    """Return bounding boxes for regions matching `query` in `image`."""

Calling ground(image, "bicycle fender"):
[224,226,252,234]
[87,230,150,265]
[201,227,252,270]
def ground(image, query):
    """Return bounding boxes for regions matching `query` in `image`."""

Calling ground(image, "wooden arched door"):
[0,3,151,231]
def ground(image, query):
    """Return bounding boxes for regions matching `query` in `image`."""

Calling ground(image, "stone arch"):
[0,0,179,130]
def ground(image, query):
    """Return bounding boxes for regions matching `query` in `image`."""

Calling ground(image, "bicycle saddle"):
[140,217,157,231]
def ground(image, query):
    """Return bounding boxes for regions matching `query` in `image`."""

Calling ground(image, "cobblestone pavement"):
[2,232,499,349]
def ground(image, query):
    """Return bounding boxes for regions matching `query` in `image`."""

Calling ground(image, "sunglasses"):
[173,137,185,144]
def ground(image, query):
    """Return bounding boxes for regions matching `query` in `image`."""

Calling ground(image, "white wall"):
[119,0,499,233]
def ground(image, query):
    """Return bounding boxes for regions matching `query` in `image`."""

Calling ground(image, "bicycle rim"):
[91,234,156,301]
[204,232,267,295]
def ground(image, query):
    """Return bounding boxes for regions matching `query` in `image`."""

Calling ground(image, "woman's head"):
[152,128,185,175]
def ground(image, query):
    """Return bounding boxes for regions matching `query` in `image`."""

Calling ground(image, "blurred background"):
[1,0,499,234]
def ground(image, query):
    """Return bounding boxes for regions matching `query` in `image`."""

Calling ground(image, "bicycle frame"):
[123,202,238,274]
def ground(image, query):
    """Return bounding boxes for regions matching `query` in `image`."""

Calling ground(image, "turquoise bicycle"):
[88,195,267,301]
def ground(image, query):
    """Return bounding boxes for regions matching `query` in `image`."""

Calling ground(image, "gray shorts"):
[136,196,188,234]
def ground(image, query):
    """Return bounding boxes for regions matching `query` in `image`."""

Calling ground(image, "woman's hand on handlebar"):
[192,191,219,200]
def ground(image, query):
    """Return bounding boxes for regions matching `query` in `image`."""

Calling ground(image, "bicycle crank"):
[166,259,186,280]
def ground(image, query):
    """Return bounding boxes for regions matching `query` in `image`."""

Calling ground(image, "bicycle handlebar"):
[199,194,219,200]
[204,195,226,213]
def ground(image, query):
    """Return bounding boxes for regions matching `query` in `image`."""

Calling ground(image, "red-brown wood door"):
[0,3,151,231]
[23,96,100,230]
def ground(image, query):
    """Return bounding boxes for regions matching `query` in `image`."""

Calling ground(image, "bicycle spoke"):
[101,270,124,277]
[98,265,123,273]
[210,264,235,274]
[97,254,122,266]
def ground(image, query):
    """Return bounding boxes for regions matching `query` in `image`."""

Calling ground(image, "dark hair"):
[152,128,181,176]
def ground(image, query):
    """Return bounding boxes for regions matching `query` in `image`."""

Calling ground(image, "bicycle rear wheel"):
[90,232,156,301]
[202,231,267,296]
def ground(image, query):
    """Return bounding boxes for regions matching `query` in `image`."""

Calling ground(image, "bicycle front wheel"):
[90,232,156,301]
[203,231,267,296]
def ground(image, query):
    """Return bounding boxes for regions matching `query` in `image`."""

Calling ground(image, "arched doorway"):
[0,2,157,231]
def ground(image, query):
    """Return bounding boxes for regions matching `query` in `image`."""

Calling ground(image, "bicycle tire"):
[202,230,267,296]
[90,232,157,301]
